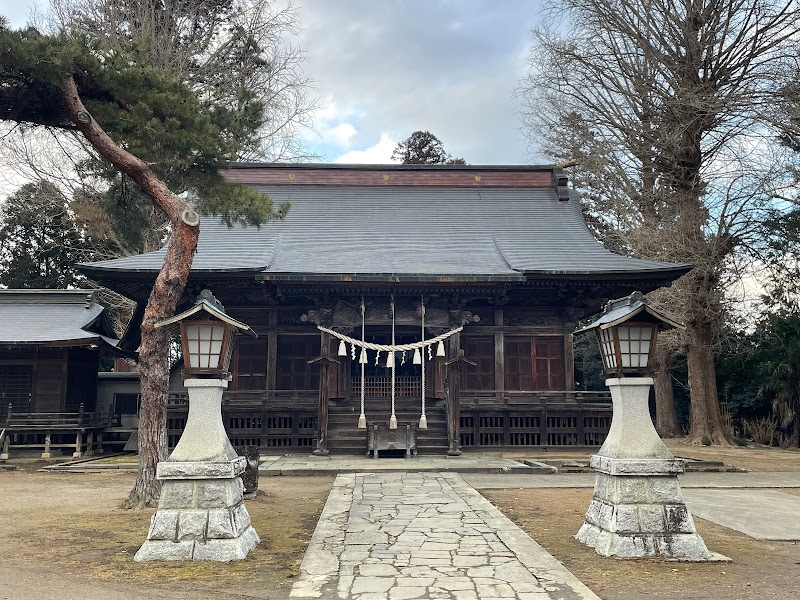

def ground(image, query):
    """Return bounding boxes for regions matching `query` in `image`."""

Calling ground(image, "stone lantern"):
[574,292,724,560]
[134,290,260,561]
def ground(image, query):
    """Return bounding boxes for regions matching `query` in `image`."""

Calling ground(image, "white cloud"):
[327,123,358,148]
[334,133,397,164]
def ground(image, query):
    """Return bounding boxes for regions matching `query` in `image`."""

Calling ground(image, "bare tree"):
[50,0,315,163]
[522,0,799,444]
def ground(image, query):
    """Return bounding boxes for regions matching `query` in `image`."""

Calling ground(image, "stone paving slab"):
[289,472,599,599]
[260,455,555,477]
[682,489,800,540]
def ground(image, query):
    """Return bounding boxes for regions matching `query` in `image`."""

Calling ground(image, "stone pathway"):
[289,472,598,599]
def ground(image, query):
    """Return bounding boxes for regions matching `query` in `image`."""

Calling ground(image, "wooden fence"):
[167,390,317,450]
[458,390,612,448]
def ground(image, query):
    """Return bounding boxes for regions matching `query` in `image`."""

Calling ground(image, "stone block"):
[207,509,236,539]
[575,523,599,547]
[665,504,696,533]
[584,500,601,525]
[196,479,237,509]
[158,458,245,480]
[192,531,258,561]
[158,480,196,510]
[608,477,650,504]
[650,478,685,504]
[654,533,710,559]
[596,502,613,530]
[148,510,179,541]
[177,510,208,541]
[611,505,639,533]
[592,455,685,476]
[638,505,666,533]
[232,502,252,535]
[134,540,194,561]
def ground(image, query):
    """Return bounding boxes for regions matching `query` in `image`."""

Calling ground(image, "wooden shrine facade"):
[79,163,692,455]
[160,294,616,454]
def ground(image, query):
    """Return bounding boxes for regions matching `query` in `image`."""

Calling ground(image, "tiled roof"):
[0,289,119,347]
[79,180,690,283]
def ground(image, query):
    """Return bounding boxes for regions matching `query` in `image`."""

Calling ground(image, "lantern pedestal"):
[575,378,725,561]
[135,379,260,562]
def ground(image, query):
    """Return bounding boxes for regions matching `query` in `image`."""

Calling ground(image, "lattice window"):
[235,337,268,390]
[276,335,320,391]
[462,336,495,391]
[504,336,566,391]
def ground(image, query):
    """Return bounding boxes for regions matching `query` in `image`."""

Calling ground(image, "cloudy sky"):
[2,0,544,165]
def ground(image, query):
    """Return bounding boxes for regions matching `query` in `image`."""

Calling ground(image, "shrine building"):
[79,163,690,456]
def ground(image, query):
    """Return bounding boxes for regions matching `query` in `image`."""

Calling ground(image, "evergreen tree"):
[391,131,466,165]
[0,21,286,507]
[0,181,89,288]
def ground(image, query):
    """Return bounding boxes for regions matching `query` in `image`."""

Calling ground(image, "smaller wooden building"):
[0,289,123,457]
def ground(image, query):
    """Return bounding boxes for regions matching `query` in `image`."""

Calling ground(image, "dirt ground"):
[2,442,799,600]
[484,487,800,600]
[0,468,334,600]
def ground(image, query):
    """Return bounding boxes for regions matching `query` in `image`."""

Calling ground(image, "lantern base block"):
[576,459,727,561]
[134,457,260,562]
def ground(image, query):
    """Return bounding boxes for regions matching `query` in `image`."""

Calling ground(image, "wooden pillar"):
[73,429,83,458]
[41,430,52,459]
[86,430,95,456]
[309,339,338,456]
[0,432,9,460]
[494,310,504,400]
[266,311,278,391]
[445,346,475,457]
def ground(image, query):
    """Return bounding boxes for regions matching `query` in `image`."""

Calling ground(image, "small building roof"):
[0,289,122,349]
[79,164,691,288]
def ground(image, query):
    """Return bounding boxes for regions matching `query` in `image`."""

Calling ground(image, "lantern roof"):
[576,292,684,334]
[154,290,256,337]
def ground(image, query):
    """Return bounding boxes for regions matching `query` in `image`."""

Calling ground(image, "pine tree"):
[0,22,287,507]
[0,181,90,288]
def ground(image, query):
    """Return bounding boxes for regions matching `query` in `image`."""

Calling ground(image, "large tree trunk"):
[653,347,681,437]
[60,76,199,507]
[685,320,732,446]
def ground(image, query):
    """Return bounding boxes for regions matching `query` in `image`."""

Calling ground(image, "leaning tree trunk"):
[653,346,681,437]
[60,76,199,508]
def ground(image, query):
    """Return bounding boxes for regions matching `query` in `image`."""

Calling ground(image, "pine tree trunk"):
[60,76,199,508]
[653,347,681,437]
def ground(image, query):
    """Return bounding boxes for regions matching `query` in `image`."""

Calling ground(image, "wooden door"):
[504,336,566,391]
[32,363,65,412]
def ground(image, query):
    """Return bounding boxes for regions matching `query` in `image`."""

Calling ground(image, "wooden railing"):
[1,403,120,428]
[0,403,116,459]
[166,390,317,450]
[460,389,612,407]
[458,390,612,448]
